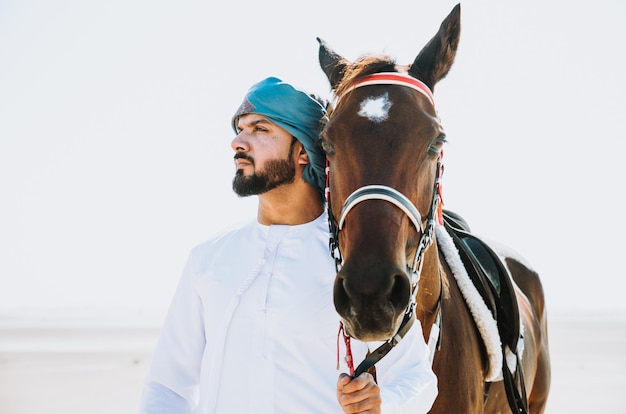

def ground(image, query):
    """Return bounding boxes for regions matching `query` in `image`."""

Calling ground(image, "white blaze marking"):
[358,93,392,123]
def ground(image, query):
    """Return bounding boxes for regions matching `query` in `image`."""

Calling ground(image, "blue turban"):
[232,77,327,196]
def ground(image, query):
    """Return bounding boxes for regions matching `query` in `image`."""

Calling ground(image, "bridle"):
[325,72,444,376]
[328,163,443,286]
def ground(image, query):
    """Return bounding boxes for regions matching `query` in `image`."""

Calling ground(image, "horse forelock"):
[334,55,408,97]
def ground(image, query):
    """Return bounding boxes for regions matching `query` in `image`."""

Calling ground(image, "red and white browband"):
[339,72,436,108]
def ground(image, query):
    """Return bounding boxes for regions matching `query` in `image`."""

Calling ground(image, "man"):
[139,77,438,413]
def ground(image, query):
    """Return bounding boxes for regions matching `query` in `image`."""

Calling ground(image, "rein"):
[326,72,443,377]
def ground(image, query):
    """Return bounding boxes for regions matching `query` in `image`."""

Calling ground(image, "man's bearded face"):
[232,138,297,197]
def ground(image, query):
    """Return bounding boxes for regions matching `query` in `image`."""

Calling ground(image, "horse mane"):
[334,54,408,97]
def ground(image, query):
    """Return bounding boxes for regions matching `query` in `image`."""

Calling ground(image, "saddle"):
[442,209,520,351]
[441,209,528,413]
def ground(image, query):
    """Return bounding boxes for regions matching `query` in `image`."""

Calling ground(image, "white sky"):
[1,0,625,319]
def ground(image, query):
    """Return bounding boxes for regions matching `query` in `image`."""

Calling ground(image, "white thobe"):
[139,212,437,413]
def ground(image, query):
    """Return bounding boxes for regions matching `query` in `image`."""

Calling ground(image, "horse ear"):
[408,3,461,91]
[317,37,348,90]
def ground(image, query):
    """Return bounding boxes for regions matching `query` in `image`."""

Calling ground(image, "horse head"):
[319,4,461,342]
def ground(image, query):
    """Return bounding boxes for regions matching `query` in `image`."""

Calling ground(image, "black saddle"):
[441,209,528,413]
[441,209,520,351]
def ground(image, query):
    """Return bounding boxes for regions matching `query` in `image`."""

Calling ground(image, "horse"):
[317,4,550,413]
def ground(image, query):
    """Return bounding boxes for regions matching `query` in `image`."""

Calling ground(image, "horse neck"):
[415,240,442,340]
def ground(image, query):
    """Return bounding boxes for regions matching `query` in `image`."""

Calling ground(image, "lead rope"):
[350,302,416,378]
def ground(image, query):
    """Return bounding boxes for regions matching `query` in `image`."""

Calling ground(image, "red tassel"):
[337,322,355,376]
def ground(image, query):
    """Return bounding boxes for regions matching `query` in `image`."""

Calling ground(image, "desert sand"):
[0,310,624,413]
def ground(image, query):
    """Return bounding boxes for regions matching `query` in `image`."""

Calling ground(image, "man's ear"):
[297,144,309,166]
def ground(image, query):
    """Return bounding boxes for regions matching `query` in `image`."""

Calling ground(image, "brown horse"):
[318,4,550,413]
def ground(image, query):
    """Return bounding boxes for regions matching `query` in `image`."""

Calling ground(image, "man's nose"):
[231,133,249,152]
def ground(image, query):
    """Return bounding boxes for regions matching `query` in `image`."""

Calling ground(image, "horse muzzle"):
[333,262,411,342]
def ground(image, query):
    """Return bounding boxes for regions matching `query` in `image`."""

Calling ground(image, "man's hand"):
[336,372,381,413]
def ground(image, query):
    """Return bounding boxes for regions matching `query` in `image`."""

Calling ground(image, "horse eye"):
[320,136,334,155]
[429,133,447,154]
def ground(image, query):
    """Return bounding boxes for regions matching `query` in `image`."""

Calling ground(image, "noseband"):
[338,185,424,233]
[325,72,443,377]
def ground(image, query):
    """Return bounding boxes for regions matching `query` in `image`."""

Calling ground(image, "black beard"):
[232,140,297,197]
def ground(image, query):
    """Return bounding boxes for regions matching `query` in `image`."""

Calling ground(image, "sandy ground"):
[0,311,624,413]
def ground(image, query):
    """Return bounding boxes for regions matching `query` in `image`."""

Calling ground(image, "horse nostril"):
[333,276,351,316]
[389,273,411,312]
